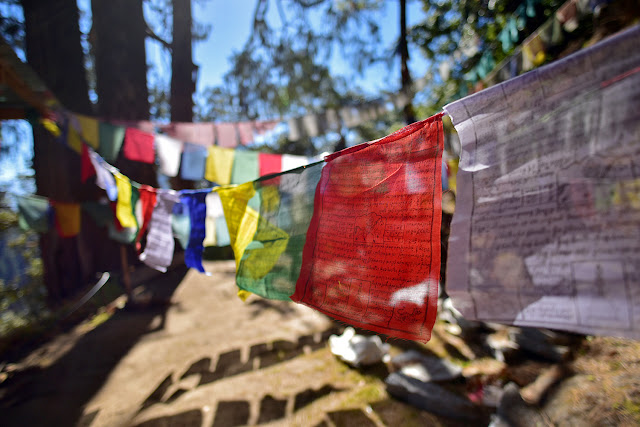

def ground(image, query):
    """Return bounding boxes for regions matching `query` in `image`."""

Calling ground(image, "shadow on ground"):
[0,265,189,427]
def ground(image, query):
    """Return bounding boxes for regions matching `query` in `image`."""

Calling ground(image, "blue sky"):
[190,0,429,95]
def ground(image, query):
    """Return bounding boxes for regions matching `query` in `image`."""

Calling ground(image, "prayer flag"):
[205,146,234,185]
[135,186,157,252]
[164,122,215,146]
[259,153,282,177]
[123,128,155,164]
[88,149,118,201]
[76,114,99,149]
[181,189,210,273]
[171,202,191,250]
[98,122,126,162]
[114,173,138,229]
[66,125,83,154]
[156,134,183,177]
[140,190,181,272]
[81,144,96,183]
[204,192,225,246]
[17,195,51,233]
[217,161,323,300]
[230,150,259,184]
[291,115,444,342]
[237,122,254,145]
[180,143,208,181]
[215,123,239,148]
[52,202,81,237]
[443,25,640,339]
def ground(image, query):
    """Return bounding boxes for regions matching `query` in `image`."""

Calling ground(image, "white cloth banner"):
[155,134,183,177]
[444,25,640,339]
[140,189,181,272]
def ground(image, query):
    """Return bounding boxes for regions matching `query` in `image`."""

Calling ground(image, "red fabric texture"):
[291,114,444,342]
[258,153,282,177]
[81,144,96,183]
[123,128,155,164]
[135,186,157,252]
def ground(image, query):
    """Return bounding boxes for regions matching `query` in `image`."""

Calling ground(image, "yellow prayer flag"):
[114,173,137,228]
[216,182,289,280]
[40,119,61,137]
[67,126,83,154]
[237,290,252,301]
[203,216,217,247]
[76,114,100,149]
[216,182,258,271]
[205,146,235,185]
[53,202,81,237]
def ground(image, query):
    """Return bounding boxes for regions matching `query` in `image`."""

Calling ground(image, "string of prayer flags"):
[88,149,118,201]
[17,195,51,233]
[443,25,640,339]
[205,146,235,185]
[215,123,239,148]
[181,189,210,273]
[113,173,138,229]
[253,120,279,135]
[135,186,157,252]
[98,122,126,163]
[180,143,208,181]
[259,153,282,177]
[231,150,259,184]
[291,114,445,342]
[123,128,155,164]
[52,202,81,238]
[140,190,181,272]
[155,134,183,177]
[217,161,323,300]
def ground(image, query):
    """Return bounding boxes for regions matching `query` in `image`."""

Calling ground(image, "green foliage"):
[410,0,564,110]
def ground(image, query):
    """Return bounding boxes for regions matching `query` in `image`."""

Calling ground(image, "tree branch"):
[145,24,172,51]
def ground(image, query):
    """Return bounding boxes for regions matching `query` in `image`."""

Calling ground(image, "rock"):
[510,328,570,362]
[329,327,390,367]
[495,382,547,427]
[440,298,483,337]
[391,350,462,382]
[485,330,519,363]
[385,372,481,421]
[520,364,566,405]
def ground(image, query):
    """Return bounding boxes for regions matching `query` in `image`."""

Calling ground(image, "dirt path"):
[3,260,639,426]
[2,261,428,427]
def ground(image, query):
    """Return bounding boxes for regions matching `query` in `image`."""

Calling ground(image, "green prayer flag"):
[217,162,322,300]
[98,122,126,163]
[17,195,50,233]
[230,150,259,185]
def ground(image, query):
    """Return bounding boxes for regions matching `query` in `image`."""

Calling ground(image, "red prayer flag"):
[259,153,282,177]
[291,114,444,342]
[81,144,96,183]
[123,128,155,164]
[135,186,157,252]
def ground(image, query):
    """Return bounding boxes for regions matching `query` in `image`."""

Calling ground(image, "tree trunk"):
[22,0,94,301]
[171,0,196,122]
[399,0,416,124]
[91,0,156,186]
